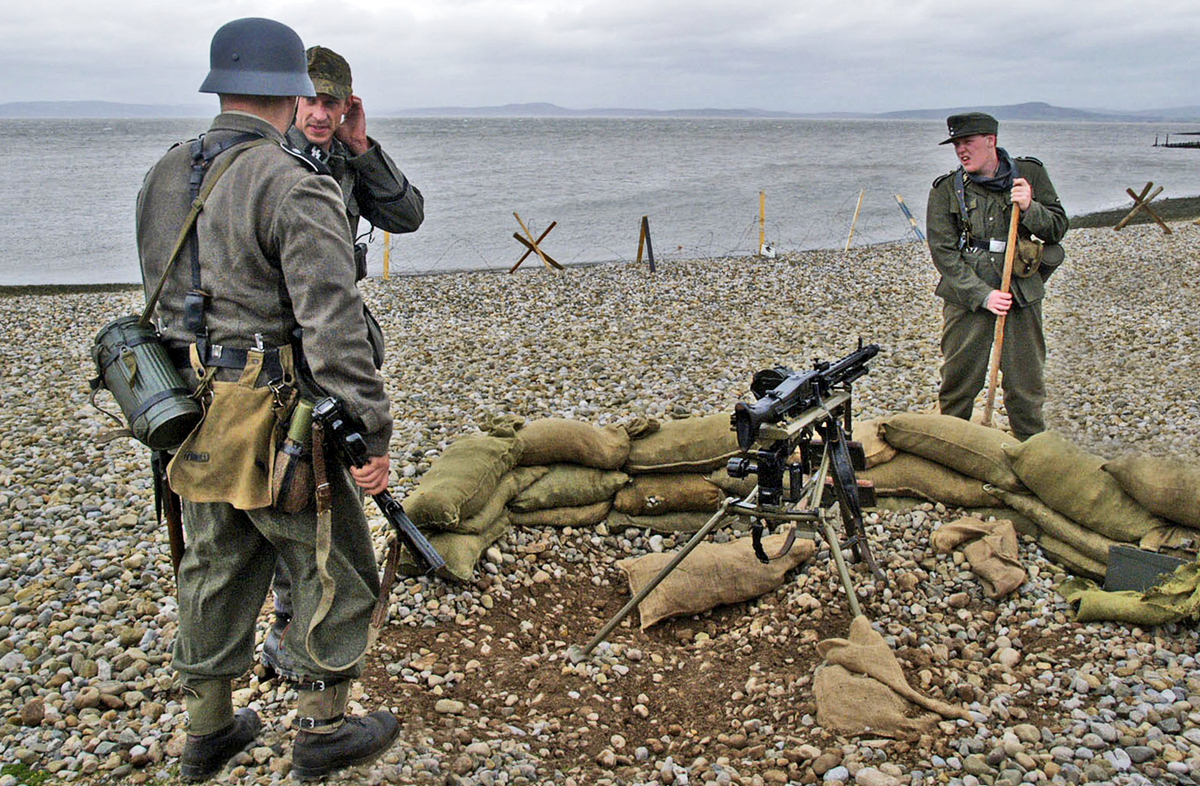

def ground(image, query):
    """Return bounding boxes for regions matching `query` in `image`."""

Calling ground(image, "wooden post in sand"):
[383,232,391,280]
[894,195,926,242]
[637,216,656,273]
[845,188,865,251]
[758,191,766,255]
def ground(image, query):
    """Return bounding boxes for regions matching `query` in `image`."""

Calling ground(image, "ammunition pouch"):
[1014,237,1044,279]
[353,242,369,282]
[168,345,297,510]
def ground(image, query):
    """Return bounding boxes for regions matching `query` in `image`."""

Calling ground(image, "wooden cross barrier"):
[1115,182,1172,234]
[510,212,563,272]
[636,215,656,273]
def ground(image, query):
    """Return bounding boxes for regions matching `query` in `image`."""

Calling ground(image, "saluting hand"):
[336,95,371,156]
[351,453,390,495]
[1011,178,1032,212]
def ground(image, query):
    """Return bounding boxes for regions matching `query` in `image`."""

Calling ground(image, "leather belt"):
[968,238,1008,253]
[169,344,285,380]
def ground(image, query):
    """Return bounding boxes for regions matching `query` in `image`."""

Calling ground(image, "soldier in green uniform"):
[263,44,424,680]
[136,18,400,781]
[926,112,1068,440]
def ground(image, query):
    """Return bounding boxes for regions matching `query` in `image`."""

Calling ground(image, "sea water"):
[1,116,1196,285]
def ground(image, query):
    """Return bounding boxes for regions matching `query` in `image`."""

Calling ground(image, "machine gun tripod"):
[574,342,883,660]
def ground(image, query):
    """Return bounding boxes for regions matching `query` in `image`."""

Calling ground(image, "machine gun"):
[311,397,447,577]
[573,341,882,660]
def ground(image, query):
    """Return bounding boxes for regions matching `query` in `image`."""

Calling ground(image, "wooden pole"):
[982,205,1021,428]
[894,195,926,242]
[1114,182,1157,231]
[383,232,391,280]
[642,216,656,273]
[845,188,865,252]
[759,191,766,255]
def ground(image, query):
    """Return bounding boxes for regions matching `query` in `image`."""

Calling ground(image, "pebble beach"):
[1,220,1199,786]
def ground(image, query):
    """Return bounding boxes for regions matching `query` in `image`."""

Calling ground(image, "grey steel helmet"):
[199,18,316,97]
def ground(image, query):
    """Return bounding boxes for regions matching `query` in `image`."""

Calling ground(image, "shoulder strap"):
[139,137,273,327]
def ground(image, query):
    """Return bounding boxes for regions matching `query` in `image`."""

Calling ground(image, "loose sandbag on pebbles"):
[1004,431,1165,543]
[1102,453,1200,528]
[881,412,1024,491]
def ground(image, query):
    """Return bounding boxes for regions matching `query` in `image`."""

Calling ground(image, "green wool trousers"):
[939,300,1046,441]
[173,463,380,689]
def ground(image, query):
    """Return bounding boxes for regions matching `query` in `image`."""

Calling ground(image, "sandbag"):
[508,465,628,512]
[1038,536,1106,581]
[438,467,548,535]
[814,615,969,739]
[607,510,730,534]
[881,413,1023,491]
[1004,431,1164,543]
[403,433,523,529]
[860,452,996,508]
[613,473,725,515]
[1140,526,1200,557]
[514,418,631,470]
[625,413,741,474]
[1059,567,1200,625]
[1102,454,1200,529]
[510,500,612,529]
[618,533,815,629]
[985,486,1115,565]
[963,506,1038,538]
[853,418,897,469]
[399,513,511,582]
[930,517,1026,598]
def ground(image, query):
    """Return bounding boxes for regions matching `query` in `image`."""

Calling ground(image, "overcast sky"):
[4,0,1197,113]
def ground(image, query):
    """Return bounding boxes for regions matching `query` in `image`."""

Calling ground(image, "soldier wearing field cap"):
[263,43,424,684]
[926,112,1068,441]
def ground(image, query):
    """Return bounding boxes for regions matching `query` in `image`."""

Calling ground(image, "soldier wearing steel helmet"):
[136,17,399,781]
[925,112,1069,441]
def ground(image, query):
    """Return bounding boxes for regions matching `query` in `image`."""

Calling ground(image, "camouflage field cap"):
[939,112,999,145]
[306,45,352,100]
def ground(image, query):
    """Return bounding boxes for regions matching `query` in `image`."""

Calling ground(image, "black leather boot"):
[180,708,261,782]
[260,612,302,682]
[291,682,401,780]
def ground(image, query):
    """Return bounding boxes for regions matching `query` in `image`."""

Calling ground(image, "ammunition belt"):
[169,344,285,380]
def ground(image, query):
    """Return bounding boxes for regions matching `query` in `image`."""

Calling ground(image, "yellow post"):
[383,232,391,280]
[845,188,865,252]
[758,191,766,255]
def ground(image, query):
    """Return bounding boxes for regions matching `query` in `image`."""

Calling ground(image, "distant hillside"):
[4,99,1200,123]
[0,101,210,118]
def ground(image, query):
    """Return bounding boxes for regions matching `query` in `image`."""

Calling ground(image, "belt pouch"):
[168,347,295,510]
[271,398,316,514]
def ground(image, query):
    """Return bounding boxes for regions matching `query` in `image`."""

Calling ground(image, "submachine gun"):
[311,397,447,578]
[573,341,882,660]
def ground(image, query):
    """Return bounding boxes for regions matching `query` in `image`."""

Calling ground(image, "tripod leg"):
[822,514,863,619]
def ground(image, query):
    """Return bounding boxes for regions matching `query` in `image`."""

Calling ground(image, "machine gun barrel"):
[732,342,879,451]
[312,397,447,577]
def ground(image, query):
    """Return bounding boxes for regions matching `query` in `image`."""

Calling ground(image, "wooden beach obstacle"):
[757,191,775,258]
[845,188,865,251]
[894,195,926,243]
[1115,182,1172,235]
[636,215,657,273]
[510,212,563,272]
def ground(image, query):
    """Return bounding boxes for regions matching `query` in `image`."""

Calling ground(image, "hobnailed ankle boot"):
[291,680,401,781]
[261,612,301,681]
[180,680,261,782]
